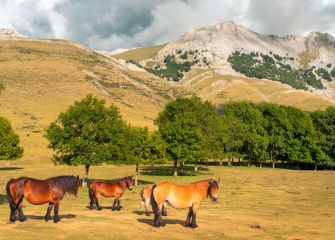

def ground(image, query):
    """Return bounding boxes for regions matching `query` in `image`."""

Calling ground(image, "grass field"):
[0,154,334,240]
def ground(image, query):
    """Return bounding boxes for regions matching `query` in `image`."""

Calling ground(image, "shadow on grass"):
[137,218,185,227]
[0,194,8,205]
[141,166,210,177]
[85,206,118,210]
[133,210,152,216]
[0,167,23,171]
[26,214,76,220]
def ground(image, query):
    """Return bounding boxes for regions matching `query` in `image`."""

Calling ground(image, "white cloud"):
[0,0,334,50]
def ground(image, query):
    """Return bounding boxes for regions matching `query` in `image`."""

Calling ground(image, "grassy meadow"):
[0,152,334,240]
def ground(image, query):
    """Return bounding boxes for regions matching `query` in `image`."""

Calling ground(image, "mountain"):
[0,27,25,38]
[113,21,335,109]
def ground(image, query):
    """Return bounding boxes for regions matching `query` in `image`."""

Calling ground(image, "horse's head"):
[208,178,220,202]
[74,175,80,197]
[125,175,134,191]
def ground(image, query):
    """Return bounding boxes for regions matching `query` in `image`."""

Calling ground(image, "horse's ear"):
[77,175,79,180]
[218,177,221,182]
[131,174,134,178]
[209,178,213,183]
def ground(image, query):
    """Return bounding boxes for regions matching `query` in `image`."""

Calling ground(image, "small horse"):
[88,176,133,211]
[6,175,80,223]
[140,185,167,216]
[151,178,220,228]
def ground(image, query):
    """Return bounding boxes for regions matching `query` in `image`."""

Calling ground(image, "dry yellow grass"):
[0,154,334,240]
[182,70,335,111]
[113,44,167,63]
[298,51,319,68]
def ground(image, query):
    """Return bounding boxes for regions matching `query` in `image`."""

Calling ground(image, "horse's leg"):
[185,207,192,227]
[162,202,167,216]
[17,196,27,222]
[155,203,166,227]
[145,199,150,216]
[111,197,118,211]
[45,203,53,221]
[53,200,61,223]
[190,203,199,228]
[94,194,102,210]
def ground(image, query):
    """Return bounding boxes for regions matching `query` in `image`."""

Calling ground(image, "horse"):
[150,178,220,228]
[6,175,80,223]
[140,185,167,216]
[88,176,133,211]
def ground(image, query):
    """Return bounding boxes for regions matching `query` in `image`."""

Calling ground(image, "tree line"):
[1,95,334,181]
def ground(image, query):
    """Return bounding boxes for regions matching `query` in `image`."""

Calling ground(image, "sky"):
[0,0,334,50]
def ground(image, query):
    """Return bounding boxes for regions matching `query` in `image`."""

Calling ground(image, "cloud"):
[0,0,334,50]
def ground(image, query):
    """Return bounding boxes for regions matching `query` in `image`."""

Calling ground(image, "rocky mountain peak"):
[0,27,24,38]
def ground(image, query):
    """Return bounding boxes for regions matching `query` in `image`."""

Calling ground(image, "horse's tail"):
[6,178,16,211]
[88,183,96,206]
[150,184,160,216]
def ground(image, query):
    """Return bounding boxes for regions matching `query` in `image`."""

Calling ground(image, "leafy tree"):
[258,103,289,168]
[311,107,335,169]
[46,95,127,186]
[155,97,218,176]
[127,127,167,185]
[0,117,23,161]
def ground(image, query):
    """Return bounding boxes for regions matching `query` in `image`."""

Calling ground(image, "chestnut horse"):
[151,178,220,228]
[140,185,167,216]
[6,175,80,223]
[88,176,133,211]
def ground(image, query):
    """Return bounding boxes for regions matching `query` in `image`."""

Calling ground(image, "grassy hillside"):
[182,69,335,111]
[113,44,166,63]
[0,39,190,166]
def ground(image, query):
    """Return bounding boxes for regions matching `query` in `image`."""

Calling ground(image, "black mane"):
[47,175,78,195]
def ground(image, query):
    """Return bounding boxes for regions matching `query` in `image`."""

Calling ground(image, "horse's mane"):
[47,175,78,195]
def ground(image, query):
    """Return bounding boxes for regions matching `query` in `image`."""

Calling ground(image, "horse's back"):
[154,182,205,209]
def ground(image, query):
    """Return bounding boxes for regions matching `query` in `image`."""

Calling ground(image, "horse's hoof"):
[97,207,102,211]
[19,216,27,222]
[54,218,61,223]
[10,216,17,223]
[162,213,168,216]
[190,224,198,228]
[146,213,150,216]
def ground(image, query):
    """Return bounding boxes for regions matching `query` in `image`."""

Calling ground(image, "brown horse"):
[151,178,220,228]
[6,175,80,223]
[88,176,133,211]
[140,185,167,216]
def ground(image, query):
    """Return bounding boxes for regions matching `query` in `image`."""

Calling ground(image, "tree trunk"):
[228,155,231,166]
[219,159,223,166]
[297,162,300,170]
[247,158,250,167]
[82,165,90,187]
[173,161,178,177]
[238,157,240,164]
[194,162,198,172]
[179,161,184,175]
[135,163,139,186]
[314,163,317,171]
[272,161,275,168]
[259,161,262,168]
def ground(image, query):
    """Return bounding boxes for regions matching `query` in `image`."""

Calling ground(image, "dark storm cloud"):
[0,0,334,50]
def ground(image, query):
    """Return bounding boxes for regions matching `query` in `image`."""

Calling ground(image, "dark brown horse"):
[88,176,133,211]
[151,178,220,228]
[6,175,80,223]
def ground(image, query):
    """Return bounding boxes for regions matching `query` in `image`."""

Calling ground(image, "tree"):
[311,107,335,169]
[0,117,23,161]
[155,97,217,176]
[258,103,288,168]
[127,127,167,185]
[46,95,127,186]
